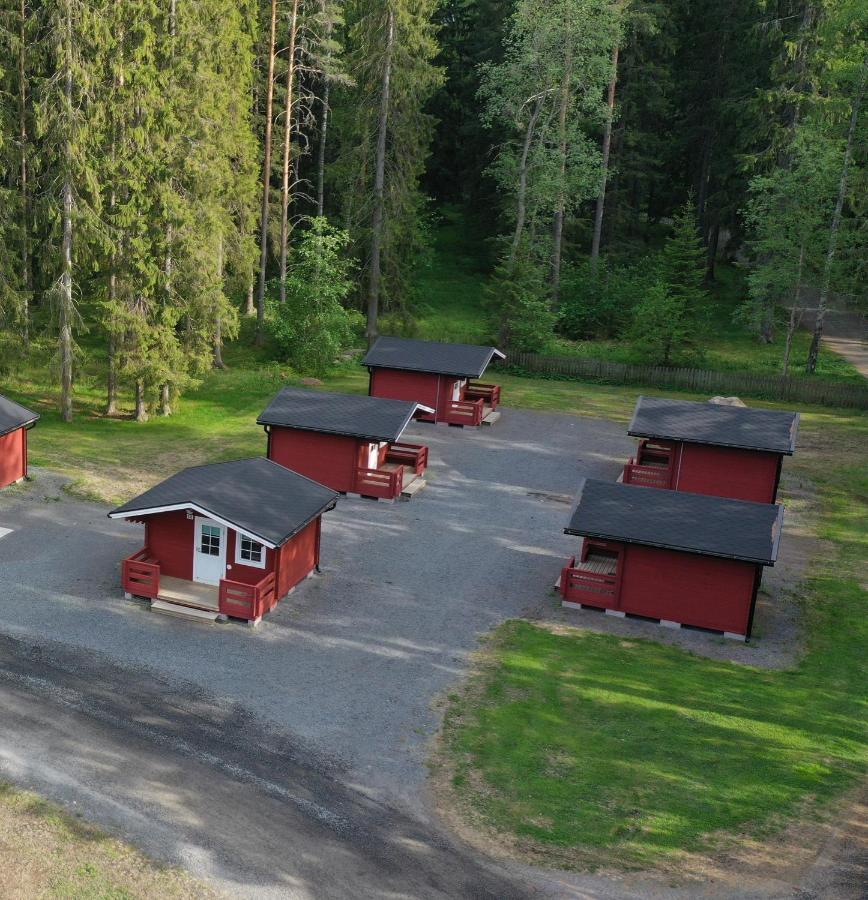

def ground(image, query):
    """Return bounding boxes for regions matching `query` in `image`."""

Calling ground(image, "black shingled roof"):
[565,478,783,566]
[108,458,338,548]
[628,395,799,454]
[0,393,39,438]
[361,336,505,378]
[257,387,427,442]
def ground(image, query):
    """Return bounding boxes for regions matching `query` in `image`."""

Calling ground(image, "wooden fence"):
[501,353,868,409]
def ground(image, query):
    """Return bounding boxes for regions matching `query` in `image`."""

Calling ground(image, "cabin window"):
[236,534,266,569]
[200,524,222,556]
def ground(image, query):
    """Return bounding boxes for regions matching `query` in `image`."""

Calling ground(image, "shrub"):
[268,218,363,376]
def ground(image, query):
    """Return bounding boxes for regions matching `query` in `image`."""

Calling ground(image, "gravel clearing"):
[0,406,810,810]
[0,409,627,804]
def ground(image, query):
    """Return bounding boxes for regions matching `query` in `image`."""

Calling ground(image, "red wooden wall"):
[673,442,781,503]
[0,427,27,489]
[616,542,758,635]
[145,510,196,580]
[369,367,463,422]
[274,518,319,597]
[268,427,362,493]
[144,509,319,598]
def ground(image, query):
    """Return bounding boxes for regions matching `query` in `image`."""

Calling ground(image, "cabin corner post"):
[745,566,763,640]
[772,454,783,503]
[314,516,323,573]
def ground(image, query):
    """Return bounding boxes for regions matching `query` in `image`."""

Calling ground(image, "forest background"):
[0,0,865,421]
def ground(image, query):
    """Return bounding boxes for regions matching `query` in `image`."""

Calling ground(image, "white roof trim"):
[107,502,279,549]
[492,349,506,360]
[414,403,436,415]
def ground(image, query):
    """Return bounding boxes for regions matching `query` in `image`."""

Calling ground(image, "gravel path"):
[0,409,629,805]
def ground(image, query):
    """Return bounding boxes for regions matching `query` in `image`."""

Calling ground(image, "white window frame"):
[235,531,267,569]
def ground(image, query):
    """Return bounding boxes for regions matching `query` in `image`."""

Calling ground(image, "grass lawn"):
[0,781,212,898]
[436,407,868,869]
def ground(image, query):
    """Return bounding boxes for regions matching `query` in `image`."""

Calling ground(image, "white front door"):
[452,378,466,401]
[193,517,227,585]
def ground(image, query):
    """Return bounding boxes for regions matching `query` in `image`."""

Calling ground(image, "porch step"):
[150,599,222,623]
[400,477,427,500]
[481,410,501,427]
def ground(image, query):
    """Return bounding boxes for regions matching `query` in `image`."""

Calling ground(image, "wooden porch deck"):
[157,576,219,611]
[581,551,618,576]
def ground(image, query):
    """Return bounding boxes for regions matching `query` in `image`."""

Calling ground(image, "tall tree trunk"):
[255,0,279,345]
[106,250,119,416]
[316,77,330,217]
[783,244,805,378]
[807,57,866,374]
[705,218,720,282]
[159,383,171,416]
[214,234,227,369]
[59,5,74,424]
[18,0,31,339]
[366,7,395,347]
[591,43,619,266]
[279,0,300,304]
[551,44,573,306]
[134,379,148,422]
[509,94,544,266]
[245,280,255,315]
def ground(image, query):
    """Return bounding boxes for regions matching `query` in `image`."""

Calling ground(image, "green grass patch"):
[439,411,867,868]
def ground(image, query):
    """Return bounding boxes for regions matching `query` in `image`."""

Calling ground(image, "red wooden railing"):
[386,442,428,475]
[560,556,619,608]
[622,458,672,489]
[219,571,277,621]
[122,548,160,599]
[443,397,484,426]
[465,382,501,410]
[354,464,404,499]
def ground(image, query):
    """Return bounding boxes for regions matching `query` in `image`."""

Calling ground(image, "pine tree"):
[335,0,442,340]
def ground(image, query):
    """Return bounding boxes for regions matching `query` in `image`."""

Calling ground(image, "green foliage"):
[332,0,444,311]
[268,218,362,375]
[627,279,692,366]
[486,254,556,353]
[559,258,654,340]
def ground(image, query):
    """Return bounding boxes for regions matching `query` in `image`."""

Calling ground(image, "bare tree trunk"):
[214,234,227,369]
[59,7,74,424]
[279,0,300,305]
[807,57,866,373]
[316,78,330,217]
[255,0,279,345]
[366,7,394,347]
[134,379,148,422]
[509,95,544,266]
[159,383,171,416]
[551,45,573,306]
[591,43,619,266]
[106,261,119,415]
[18,0,31,340]
[783,245,805,378]
[245,280,255,315]
[705,218,720,282]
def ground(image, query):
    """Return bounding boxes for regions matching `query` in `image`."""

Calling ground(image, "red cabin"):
[559,479,783,640]
[622,396,799,503]
[258,387,431,501]
[109,458,338,624]
[0,393,39,490]
[362,336,505,427]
